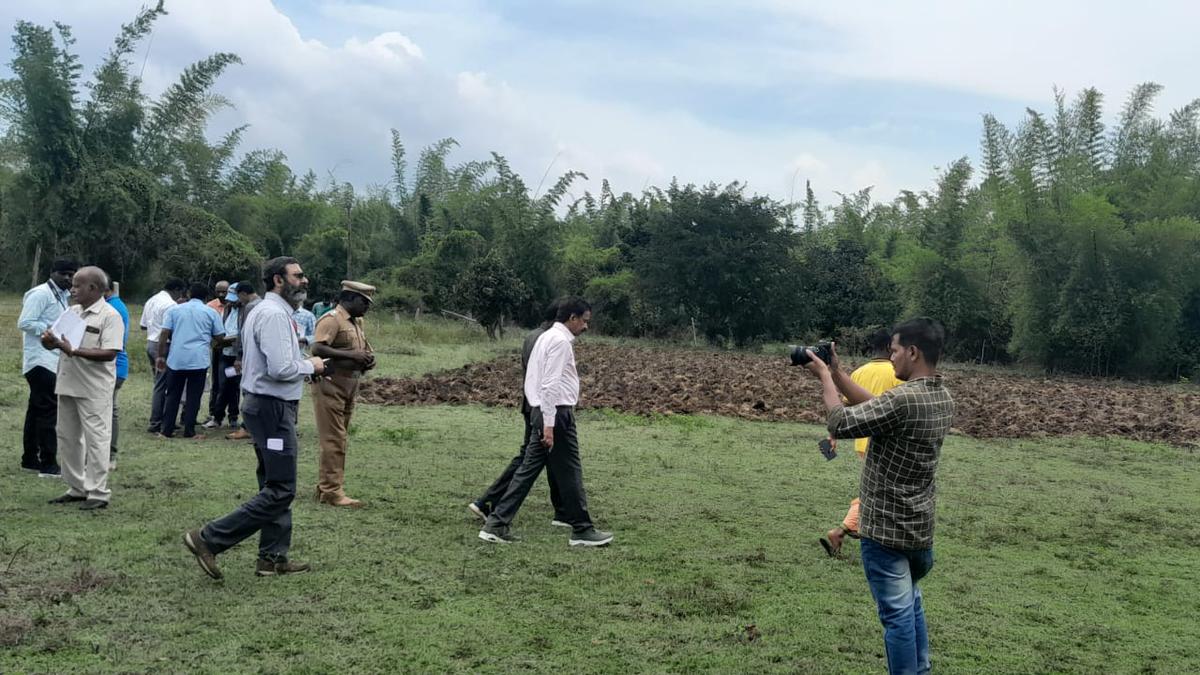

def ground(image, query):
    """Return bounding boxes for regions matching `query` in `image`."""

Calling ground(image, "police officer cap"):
[341,280,376,303]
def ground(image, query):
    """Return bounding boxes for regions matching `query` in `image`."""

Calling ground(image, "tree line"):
[3,4,1199,377]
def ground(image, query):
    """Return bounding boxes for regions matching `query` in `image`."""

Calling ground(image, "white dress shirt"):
[139,290,175,342]
[524,322,580,427]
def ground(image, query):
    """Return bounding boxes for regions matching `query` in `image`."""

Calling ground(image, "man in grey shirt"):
[183,256,326,580]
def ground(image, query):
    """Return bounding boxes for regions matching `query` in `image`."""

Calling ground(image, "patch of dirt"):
[359,343,1200,446]
[0,614,34,647]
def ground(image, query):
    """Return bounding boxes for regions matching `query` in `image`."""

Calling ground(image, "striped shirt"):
[827,376,954,550]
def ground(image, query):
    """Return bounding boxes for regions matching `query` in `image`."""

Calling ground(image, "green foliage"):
[453,254,530,338]
[5,7,1200,379]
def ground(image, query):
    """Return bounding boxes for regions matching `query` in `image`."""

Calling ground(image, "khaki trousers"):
[57,393,113,502]
[313,375,359,498]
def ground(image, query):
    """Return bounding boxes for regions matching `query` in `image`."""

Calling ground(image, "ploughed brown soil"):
[360,343,1200,446]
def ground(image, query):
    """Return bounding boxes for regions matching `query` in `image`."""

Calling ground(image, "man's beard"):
[280,282,307,308]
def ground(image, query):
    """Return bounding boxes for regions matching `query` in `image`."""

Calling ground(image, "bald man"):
[40,267,124,510]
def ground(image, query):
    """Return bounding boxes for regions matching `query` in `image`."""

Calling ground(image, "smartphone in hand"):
[818,438,837,461]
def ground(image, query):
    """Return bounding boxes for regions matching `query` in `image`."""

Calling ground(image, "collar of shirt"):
[551,322,576,343]
[81,298,108,315]
[46,279,69,307]
[264,291,293,313]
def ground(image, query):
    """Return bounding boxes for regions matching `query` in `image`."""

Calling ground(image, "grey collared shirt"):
[239,292,314,401]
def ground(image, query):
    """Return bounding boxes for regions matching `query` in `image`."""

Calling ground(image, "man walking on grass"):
[17,258,77,477]
[183,256,326,579]
[468,300,571,528]
[479,297,612,547]
[801,318,954,675]
[41,267,124,511]
[156,283,224,440]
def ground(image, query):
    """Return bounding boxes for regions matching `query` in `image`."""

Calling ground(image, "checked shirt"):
[827,376,955,550]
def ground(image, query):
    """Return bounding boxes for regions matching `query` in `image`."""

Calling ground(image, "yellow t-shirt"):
[850,359,904,456]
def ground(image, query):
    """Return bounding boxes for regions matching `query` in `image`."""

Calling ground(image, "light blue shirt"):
[221,306,240,357]
[241,292,314,401]
[162,299,224,371]
[17,280,70,375]
[293,308,316,349]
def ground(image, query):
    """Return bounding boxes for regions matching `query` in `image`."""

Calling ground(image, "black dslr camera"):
[789,342,833,367]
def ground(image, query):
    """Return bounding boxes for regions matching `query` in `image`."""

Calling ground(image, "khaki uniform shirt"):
[56,299,124,398]
[313,305,372,374]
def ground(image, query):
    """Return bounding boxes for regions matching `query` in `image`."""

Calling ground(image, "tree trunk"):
[30,242,42,288]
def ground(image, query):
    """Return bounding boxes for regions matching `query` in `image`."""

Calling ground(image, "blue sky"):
[2,0,1197,206]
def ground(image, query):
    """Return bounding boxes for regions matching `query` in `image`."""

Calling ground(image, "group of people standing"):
[17,256,378,522]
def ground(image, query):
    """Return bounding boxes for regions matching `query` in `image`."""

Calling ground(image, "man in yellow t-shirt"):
[820,329,903,557]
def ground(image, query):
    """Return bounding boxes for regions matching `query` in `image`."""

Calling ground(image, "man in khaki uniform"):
[40,267,124,510]
[311,281,376,507]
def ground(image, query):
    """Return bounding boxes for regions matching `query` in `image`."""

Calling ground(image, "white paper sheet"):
[49,310,86,350]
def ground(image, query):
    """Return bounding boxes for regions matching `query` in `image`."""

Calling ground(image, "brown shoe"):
[225,429,251,441]
[255,559,311,576]
[183,529,222,580]
[320,494,364,508]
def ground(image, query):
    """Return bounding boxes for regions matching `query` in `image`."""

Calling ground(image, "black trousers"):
[147,341,168,432]
[202,393,297,562]
[207,346,221,419]
[213,354,241,425]
[161,368,207,437]
[486,406,593,534]
[477,408,566,519]
[22,366,58,469]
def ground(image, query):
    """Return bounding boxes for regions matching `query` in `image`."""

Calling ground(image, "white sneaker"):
[550,519,572,528]
[202,419,219,429]
[466,502,487,520]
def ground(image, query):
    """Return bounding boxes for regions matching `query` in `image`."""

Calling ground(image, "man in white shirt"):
[140,279,186,433]
[479,298,613,547]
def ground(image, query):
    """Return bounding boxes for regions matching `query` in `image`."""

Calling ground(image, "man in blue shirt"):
[156,283,224,439]
[104,279,130,470]
[293,304,316,354]
[17,258,77,476]
[211,282,244,430]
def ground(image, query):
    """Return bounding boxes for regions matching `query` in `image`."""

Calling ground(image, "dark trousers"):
[111,377,124,456]
[161,368,207,437]
[22,366,58,469]
[485,406,593,534]
[202,393,298,562]
[477,409,566,520]
[214,355,240,425]
[207,347,221,419]
[147,341,168,432]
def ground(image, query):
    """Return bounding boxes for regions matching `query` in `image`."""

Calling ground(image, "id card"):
[266,438,285,452]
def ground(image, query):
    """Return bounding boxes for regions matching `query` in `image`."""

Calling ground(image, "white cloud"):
[2,0,1194,209]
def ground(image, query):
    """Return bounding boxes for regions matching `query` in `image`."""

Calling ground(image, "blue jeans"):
[861,537,934,675]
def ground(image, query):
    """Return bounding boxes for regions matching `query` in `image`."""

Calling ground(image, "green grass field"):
[1,297,1198,673]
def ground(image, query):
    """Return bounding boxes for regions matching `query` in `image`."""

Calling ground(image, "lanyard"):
[47,282,67,310]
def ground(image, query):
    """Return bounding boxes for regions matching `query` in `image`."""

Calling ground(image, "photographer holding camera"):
[799,318,954,675]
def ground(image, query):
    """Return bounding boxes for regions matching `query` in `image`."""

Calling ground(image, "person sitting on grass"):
[820,327,904,557]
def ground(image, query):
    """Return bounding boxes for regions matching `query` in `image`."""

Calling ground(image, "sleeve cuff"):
[826,404,846,437]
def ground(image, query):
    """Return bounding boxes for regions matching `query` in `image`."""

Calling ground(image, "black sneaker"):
[48,493,86,504]
[38,465,62,478]
[183,529,223,580]
[466,501,488,520]
[569,528,614,547]
[255,559,311,576]
[478,523,517,544]
[79,499,108,511]
[21,462,40,472]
